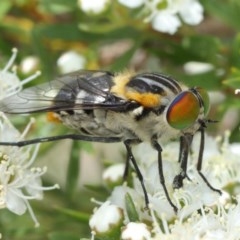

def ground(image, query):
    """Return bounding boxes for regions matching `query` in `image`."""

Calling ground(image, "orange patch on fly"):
[47,112,61,123]
[125,91,161,108]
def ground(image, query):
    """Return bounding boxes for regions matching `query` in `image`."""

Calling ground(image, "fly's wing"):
[0,70,130,114]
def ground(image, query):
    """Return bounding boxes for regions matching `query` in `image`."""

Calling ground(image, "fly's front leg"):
[197,127,222,195]
[151,136,178,213]
[123,139,149,208]
[173,134,192,189]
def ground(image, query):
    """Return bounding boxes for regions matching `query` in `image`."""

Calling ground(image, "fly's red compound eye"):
[166,91,200,130]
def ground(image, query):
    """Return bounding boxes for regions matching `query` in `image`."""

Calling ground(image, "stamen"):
[2,48,18,72]
[91,231,96,240]
[23,144,40,168]
[91,198,104,205]
[149,203,163,235]
[24,199,40,227]
[20,70,41,86]
[160,213,170,235]
[19,117,36,140]
[29,183,60,191]
[6,71,41,95]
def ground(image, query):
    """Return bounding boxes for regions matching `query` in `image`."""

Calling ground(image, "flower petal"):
[179,0,204,25]
[118,0,144,8]
[6,190,27,215]
[152,11,181,34]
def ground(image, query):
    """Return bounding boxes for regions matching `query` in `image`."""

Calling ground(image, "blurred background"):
[0,0,240,239]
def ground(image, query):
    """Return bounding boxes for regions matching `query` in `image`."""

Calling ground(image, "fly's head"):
[165,87,210,135]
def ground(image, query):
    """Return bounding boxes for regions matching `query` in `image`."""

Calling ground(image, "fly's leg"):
[0,134,122,146]
[123,139,149,208]
[123,139,142,180]
[173,134,192,189]
[197,127,222,195]
[151,137,178,213]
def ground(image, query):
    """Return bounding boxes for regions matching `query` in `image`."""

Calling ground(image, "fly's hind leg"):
[123,139,150,208]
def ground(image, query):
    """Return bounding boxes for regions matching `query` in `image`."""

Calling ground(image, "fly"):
[0,70,222,212]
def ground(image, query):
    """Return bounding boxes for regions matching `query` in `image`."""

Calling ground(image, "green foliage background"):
[0,0,240,239]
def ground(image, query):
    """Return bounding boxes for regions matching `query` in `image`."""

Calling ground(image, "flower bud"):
[121,222,151,240]
[89,201,124,238]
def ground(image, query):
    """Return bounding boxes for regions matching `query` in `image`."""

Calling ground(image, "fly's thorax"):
[104,105,180,143]
[137,110,180,142]
[111,72,183,108]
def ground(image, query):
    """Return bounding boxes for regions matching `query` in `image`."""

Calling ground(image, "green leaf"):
[78,22,117,34]
[66,141,81,200]
[223,66,240,89]
[202,0,240,30]
[149,35,221,65]
[56,207,90,223]
[48,232,80,240]
[223,76,240,89]
[84,184,108,194]
[218,97,240,112]
[169,71,221,90]
[39,0,76,14]
[181,35,221,63]
[81,142,94,153]
[0,0,12,19]
[109,42,142,71]
[125,193,139,222]
[34,24,140,42]
[229,33,240,67]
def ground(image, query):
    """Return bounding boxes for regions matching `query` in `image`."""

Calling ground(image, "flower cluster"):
[121,0,204,34]
[89,132,240,239]
[0,49,58,228]
[0,113,59,227]
[78,0,204,35]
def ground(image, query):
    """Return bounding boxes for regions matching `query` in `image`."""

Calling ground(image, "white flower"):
[183,61,214,75]
[178,0,204,25]
[57,51,86,74]
[78,0,110,14]
[151,0,204,34]
[0,48,41,100]
[119,0,204,34]
[152,10,181,35]
[153,198,240,240]
[20,56,40,74]
[118,0,144,9]
[0,113,59,226]
[103,163,125,185]
[121,222,151,240]
[90,201,124,236]
[230,143,240,155]
[92,131,240,238]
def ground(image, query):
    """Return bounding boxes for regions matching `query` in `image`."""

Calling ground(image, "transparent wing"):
[0,70,129,114]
